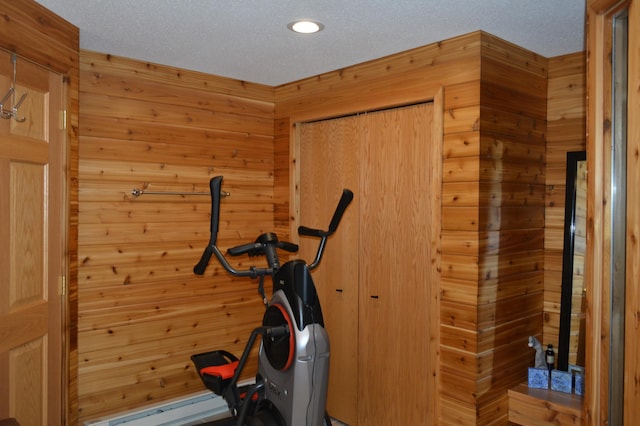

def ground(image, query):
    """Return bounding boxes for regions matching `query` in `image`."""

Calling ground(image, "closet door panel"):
[298,102,439,425]
[358,104,436,425]
[299,117,360,425]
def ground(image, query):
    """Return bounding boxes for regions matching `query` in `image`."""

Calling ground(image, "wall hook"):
[0,54,27,122]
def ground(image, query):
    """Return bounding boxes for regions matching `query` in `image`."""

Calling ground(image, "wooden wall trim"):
[585,6,609,422]
[585,0,637,423]
[588,0,627,14]
[625,2,640,424]
[587,1,640,424]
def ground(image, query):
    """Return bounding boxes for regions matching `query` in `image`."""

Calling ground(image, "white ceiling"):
[34,0,586,86]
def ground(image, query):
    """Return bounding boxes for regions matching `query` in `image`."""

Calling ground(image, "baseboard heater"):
[83,390,229,426]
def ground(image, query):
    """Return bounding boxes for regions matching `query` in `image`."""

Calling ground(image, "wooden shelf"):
[508,383,583,425]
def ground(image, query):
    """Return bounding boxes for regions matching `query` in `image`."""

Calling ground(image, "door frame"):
[585,0,639,424]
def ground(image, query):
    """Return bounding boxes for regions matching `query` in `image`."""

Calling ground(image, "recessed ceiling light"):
[288,20,324,34]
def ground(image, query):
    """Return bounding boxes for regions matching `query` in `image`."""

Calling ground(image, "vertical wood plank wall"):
[543,53,586,353]
[0,1,80,424]
[77,51,275,422]
[275,31,555,425]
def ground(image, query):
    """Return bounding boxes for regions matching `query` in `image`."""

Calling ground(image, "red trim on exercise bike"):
[273,303,295,371]
[200,360,239,380]
[239,391,260,401]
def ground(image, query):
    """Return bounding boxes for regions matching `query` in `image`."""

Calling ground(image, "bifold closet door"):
[357,104,437,425]
[299,102,439,425]
[299,115,360,426]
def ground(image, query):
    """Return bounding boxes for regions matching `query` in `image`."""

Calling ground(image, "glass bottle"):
[545,344,555,373]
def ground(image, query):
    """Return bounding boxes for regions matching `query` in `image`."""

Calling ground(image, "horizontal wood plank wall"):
[0,1,80,424]
[543,53,586,354]
[78,51,275,422]
[276,32,481,425]
[275,31,552,425]
[469,35,548,424]
[274,32,478,239]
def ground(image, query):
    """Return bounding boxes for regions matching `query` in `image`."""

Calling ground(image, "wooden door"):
[299,115,360,425]
[0,50,66,425]
[299,103,439,425]
[357,104,437,425]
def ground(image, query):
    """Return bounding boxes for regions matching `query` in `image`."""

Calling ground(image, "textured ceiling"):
[34,0,586,86]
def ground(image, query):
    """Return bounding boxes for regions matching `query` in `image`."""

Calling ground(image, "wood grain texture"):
[543,52,586,357]
[276,32,477,424]
[276,31,559,425]
[298,102,440,426]
[298,114,360,425]
[78,50,275,422]
[464,36,547,422]
[625,3,640,424]
[5,3,600,423]
[584,0,621,422]
[0,1,79,424]
[508,383,582,425]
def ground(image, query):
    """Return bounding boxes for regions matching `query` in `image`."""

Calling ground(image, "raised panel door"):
[0,50,66,425]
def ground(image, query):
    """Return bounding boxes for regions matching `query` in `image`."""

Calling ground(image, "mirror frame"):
[557,150,587,372]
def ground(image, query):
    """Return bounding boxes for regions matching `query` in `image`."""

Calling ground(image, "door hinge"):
[60,110,67,130]
[59,276,67,296]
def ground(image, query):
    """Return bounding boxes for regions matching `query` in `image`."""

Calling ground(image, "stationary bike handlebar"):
[299,188,353,270]
[193,175,353,276]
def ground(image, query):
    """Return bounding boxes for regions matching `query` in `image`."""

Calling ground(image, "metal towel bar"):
[130,188,230,198]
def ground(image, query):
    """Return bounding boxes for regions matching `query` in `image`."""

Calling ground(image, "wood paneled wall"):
[543,53,586,351]
[72,32,586,424]
[77,51,275,422]
[467,38,548,422]
[276,35,479,423]
[0,1,80,424]
[275,31,549,425]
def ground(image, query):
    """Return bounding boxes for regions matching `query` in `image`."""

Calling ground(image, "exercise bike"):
[191,176,353,426]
